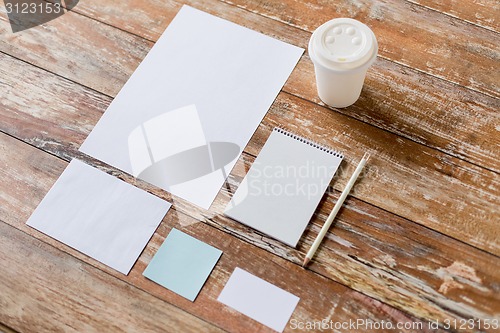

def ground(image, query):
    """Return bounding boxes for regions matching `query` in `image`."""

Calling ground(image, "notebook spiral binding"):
[274,127,344,159]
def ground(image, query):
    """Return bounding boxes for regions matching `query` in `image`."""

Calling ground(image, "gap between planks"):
[28,0,500,174]
[45,0,500,101]
[0,129,500,324]
[0,138,446,331]
[0,45,498,256]
[404,0,499,33]
[0,221,227,333]
[1,37,498,178]
[0,322,19,333]
[1,46,496,179]
[216,0,499,99]
[1,3,498,324]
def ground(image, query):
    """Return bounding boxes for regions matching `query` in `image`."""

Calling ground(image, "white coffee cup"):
[309,18,378,108]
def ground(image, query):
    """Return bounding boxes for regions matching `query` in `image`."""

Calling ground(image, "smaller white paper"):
[217,267,299,332]
[26,159,171,275]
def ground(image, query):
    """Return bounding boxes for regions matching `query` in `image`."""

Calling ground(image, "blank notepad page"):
[224,128,343,247]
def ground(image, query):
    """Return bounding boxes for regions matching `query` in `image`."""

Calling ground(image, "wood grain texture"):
[256,94,500,255]
[4,0,498,174]
[407,0,499,32]
[0,221,225,333]
[0,4,152,97]
[1,48,498,256]
[0,0,499,331]
[0,52,498,330]
[0,225,223,333]
[64,0,500,174]
[212,150,500,324]
[285,54,500,174]
[218,0,500,98]
[0,322,19,333]
[0,133,443,333]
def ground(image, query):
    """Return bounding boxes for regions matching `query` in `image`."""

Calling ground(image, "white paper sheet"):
[26,159,171,275]
[218,268,300,332]
[79,5,304,209]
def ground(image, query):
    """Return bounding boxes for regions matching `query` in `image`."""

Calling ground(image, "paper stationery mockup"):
[224,128,343,247]
[79,5,304,209]
[218,267,299,332]
[26,159,171,275]
[143,228,222,301]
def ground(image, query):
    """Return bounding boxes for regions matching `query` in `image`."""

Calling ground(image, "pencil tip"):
[302,257,310,267]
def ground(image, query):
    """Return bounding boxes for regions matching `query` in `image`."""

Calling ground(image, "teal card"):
[143,228,222,301]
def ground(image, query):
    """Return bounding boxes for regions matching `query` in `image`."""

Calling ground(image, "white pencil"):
[303,152,370,267]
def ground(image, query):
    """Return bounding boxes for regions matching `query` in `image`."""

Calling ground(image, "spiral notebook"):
[224,128,343,247]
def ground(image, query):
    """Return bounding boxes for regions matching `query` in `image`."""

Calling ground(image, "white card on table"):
[79,5,304,209]
[218,267,300,332]
[26,159,171,275]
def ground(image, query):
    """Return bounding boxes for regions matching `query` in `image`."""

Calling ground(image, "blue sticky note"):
[143,228,222,301]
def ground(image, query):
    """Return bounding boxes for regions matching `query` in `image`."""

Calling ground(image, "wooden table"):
[1,0,499,332]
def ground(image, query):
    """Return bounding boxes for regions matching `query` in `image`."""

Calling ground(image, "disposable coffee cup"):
[309,18,378,108]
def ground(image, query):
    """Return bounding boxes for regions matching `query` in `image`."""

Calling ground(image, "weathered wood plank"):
[217,0,500,98]
[0,134,443,333]
[0,225,223,333]
[285,55,500,174]
[0,4,152,97]
[3,0,499,174]
[0,52,499,329]
[1,49,498,256]
[0,322,18,333]
[1,1,499,330]
[52,0,500,98]
[254,94,500,254]
[0,54,108,156]
[212,153,500,324]
[407,0,499,32]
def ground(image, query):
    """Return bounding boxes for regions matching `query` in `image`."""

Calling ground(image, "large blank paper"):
[224,128,343,247]
[26,159,171,275]
[79,5,304,209]
[218,268,299,332]
[143,228,222,301]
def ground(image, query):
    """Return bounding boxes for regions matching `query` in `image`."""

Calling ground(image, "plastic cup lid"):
[310,18,378,72]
